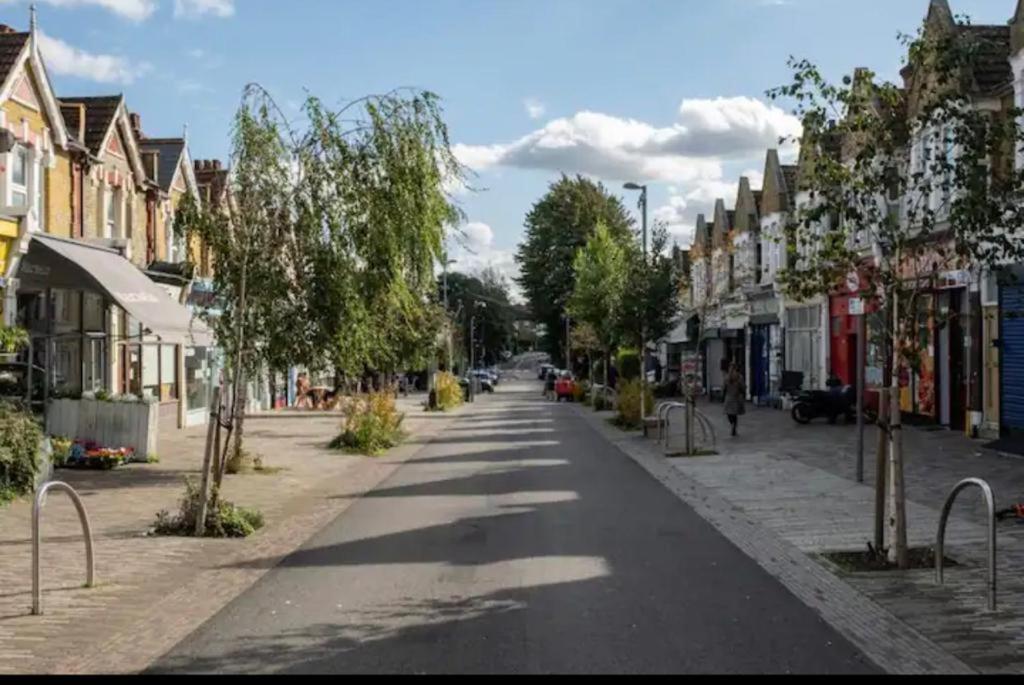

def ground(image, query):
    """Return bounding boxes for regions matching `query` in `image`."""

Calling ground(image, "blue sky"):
[3,0,1020,298]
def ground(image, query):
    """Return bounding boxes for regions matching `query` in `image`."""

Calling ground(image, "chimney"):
[212,160,222,171]
[129,112,143,140]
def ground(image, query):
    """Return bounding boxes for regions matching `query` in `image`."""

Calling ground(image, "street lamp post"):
[443,257,457,371]
[625,182,649,433]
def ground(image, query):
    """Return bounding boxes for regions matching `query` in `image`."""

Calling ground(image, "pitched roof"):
[0,28,28,89]
[138,138,185,192]
[59,95,122,156]
[752,190,763,209]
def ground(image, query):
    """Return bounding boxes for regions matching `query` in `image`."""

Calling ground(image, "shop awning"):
[18,235,214,346]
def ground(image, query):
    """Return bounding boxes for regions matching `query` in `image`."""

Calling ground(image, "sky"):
[2,0,1021,301]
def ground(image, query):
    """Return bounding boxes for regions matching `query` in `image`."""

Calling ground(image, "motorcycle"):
[791,385,876,425]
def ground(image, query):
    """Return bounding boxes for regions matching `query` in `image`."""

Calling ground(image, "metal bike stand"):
[935,477,996,612]
[656,402,685,444]
[33,481,95,616]
[664,404,687,454]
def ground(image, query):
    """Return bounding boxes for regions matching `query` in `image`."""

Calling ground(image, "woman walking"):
[723,364,746,437]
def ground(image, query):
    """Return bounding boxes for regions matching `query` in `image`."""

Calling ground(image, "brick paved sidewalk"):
[610,398,1024,673]
[0,393,463,674]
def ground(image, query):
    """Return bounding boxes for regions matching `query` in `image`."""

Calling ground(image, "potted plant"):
[0,326,29,363]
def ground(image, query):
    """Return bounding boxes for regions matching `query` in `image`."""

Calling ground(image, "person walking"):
[723,364,746,437]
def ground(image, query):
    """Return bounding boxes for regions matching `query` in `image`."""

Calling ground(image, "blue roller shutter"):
[1001,284,1024,432]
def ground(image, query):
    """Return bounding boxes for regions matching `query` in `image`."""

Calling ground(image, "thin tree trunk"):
[887,284,909,569]
[874,387,888,555]
[194,386,221,536]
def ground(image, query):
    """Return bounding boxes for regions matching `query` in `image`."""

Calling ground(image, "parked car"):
[554,373,577,402]
[538,363,554,380]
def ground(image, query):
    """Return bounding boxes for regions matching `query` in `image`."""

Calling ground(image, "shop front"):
[16,234,211,435]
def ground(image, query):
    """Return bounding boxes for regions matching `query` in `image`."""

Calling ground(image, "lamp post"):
[624,182,649,432]
[443,257,457,370]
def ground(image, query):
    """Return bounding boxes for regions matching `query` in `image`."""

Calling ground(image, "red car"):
[554,374,577,402]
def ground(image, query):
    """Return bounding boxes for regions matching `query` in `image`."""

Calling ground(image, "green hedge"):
[0,403,42,503]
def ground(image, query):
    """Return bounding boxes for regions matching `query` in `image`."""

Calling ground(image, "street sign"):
[849,298,865,316]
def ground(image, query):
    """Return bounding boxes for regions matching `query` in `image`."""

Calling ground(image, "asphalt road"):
[152,375,879,674]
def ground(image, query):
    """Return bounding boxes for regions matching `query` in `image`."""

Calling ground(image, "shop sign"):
[849,298,865,316]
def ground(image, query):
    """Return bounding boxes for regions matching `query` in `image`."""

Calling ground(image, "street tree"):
[568,222,628,394]
[175,84,465,530]
[516,175,634,366]
[767,12,1024,567]
[616,221,684,377]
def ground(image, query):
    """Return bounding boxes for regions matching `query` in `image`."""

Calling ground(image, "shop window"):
[160,344,178,401]
[83,338,105,393]
[185,347,209,411]
[142,345,160,399]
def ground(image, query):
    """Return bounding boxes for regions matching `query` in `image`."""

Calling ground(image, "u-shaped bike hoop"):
[935,477,996,612]
[33,481,95,616]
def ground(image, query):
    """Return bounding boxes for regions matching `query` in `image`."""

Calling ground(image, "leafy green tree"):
[516,175,634,366]
[441,268,516,369]
[616,221,683,367]
[767,15,1024,567]
[568,222,628,390]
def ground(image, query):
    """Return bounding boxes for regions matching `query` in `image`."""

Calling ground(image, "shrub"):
[0,403,42,503]
[617,349,641,381]
[154,477,264,538]
[593,392,612,412]
[615,379,654,429]
[572,381,587,403]
[331,391,406,456]
[0,326,29,354]
[434,371,463,411]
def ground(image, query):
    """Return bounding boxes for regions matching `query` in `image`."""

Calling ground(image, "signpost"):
[849,272,866,483]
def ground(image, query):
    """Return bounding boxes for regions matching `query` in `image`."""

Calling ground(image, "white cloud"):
[186,47,206,59]
[454,97,798,186]
[448,222,523,303]
[5,0,157,21]
[524,98,545,120]
[173,0,234,18]
[653,169,765,245]
[37,31,151,84]
[463,221,494,250]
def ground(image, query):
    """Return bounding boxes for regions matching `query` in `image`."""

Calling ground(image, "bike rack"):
[33,481,95,616]
[935,477,996,612]
[663,404,717,456]
[656,402,685,443]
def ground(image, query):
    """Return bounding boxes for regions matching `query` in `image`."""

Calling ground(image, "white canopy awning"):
[19,234,214,347]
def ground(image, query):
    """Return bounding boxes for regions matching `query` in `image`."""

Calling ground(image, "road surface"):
[152,375,878,674]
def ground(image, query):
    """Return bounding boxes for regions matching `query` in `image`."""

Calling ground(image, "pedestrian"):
[545,368,557,401]
[723,364,746,437]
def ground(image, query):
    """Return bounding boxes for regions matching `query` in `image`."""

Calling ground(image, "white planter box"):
[46,399,159,462]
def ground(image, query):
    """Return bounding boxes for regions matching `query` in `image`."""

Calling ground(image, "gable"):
[106,125,125,158]
[10,71,38,110]
[760,151,783,216]
[733,179,758,233]
[171,158,188,194]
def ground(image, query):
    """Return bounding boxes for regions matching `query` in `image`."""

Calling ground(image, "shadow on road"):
[152,384,880,675]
